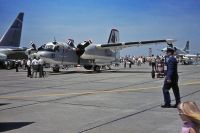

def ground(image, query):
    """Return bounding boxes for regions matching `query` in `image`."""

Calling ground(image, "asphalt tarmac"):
[0,64,200,133]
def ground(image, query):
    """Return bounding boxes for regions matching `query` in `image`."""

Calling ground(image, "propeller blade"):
[67,39,75,48]
[31,42,37,50]
[83,40,92,48]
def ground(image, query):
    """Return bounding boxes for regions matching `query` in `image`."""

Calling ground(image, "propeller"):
[26,41,38,56]
[67,39,75,48]
[174,47,177,52]
[31,41,37,51]
[75,40,92,65]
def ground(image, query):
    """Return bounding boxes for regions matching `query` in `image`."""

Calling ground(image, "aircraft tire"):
[94,65,101,73]
[7,65,11,70]
[53,65,60,73]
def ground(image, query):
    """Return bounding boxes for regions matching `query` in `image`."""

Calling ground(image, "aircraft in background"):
[0,12,27,65]
[161,41,199,64]
[161,41,190,55]
[29,29,175,72]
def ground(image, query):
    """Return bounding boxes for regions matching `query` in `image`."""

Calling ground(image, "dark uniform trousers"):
[162,78,180,104]
[27,66,31,77]
[39,64,44,78]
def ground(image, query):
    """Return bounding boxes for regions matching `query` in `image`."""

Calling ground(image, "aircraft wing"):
[96,39,175,50]
[184,54,198,58]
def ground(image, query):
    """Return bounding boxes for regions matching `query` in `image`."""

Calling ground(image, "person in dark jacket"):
[15,60,19,72]
[161,47,181,108]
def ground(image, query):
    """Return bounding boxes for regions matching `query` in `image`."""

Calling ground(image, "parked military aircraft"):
[161,41,190,55]
[182,53,200,65]
[162,41,199,65]
[29,29,175,72]
[0,12,27,62]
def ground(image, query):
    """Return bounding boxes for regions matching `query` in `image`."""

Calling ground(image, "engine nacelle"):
[75,40,92,57]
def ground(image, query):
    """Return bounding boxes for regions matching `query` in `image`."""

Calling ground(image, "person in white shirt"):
[38,57,44,78]
[27,58,32,77]
[31,57,39,78]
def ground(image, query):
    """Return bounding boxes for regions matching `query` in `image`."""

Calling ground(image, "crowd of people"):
[27,56,45,78]
[14,56,45,78]
[120,55,166,69]
[120,56,147,68]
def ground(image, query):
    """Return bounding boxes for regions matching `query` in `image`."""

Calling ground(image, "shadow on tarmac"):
[0,122,34,132]
[48,70,152,75]
[0,103,10,106]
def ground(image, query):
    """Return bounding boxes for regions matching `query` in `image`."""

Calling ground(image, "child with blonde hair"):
[177,101,200,133]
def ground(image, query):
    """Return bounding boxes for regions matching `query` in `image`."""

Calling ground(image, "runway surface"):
[0,64,200,133]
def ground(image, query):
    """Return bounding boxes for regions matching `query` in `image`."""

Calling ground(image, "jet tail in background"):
[107,29,119,43]
[183,41,190,54]
[107,29,120,62]
[0,12,24,47]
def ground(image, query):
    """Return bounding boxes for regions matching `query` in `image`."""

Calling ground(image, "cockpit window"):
[54,45,59,52]
[38,42,64,52]
[45,44,54,49]
[43,43,55,52]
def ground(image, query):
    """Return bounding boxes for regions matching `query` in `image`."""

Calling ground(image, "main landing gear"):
[93,65,101,73]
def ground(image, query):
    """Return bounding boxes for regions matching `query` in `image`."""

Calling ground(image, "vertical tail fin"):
[107,29,119,43]
[183,41,190,54]
[0,12,24,47]
[107,29,120,62]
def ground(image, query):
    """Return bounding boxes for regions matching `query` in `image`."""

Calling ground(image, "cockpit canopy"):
[38,42,59,52]
[45,42,55,51]
[38,42,73,52]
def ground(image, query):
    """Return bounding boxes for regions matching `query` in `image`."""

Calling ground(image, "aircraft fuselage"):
[36,42,118,66]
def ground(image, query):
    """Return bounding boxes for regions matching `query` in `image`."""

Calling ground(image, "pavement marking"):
[0,80,200,100]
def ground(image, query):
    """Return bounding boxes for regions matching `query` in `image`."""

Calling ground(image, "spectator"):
[27,58,32,77]
[31,57,38,78]
[177,101,200,133]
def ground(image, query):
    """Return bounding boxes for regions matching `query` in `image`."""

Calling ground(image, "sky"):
[0,0,200,56]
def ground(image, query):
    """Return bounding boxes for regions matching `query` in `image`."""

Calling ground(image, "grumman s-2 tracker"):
[28,29,175,72]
